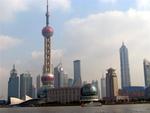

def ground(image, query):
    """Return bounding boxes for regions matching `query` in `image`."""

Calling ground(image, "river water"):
[0,104,150,113]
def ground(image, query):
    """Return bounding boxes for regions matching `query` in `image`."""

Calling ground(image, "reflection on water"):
[0,104,150,113]
[100,104,150,113]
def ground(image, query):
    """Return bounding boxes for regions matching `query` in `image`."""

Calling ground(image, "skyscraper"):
[63,73,68,87]
[73,60,82,87]
[36,75,41,97]
[41,0,54,88]
[68,78,73,87]
[101,75,106,98]
[8,65,19,100]
[32,85,36,99]
[92,80,100,99]
[20,72,32,99]
[36,75,41,91]
[120,43,131,88]
[54,63,64,88]
[143,59,150,87]
[106,68,118,98]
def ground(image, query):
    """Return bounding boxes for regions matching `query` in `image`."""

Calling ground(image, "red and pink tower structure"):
[41,0,54,88]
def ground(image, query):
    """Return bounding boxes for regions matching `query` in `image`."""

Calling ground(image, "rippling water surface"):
[0,104,150,113]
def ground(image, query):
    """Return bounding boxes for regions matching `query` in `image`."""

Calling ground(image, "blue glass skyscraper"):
[20,72,32,99]
[73,60,82,87]
[120,43,131,88]
[8,65,19,100]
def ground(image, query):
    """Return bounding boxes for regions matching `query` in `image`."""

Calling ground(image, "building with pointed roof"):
[8,65,19,101]
[120,43,131,88]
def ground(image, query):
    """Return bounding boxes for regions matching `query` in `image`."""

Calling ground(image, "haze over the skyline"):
[0,0,150,98]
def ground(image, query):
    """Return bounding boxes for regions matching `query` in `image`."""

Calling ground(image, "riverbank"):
[1,100,150,108]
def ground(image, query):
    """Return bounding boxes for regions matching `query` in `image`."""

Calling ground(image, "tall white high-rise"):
[120,43,131,88]
[101,75,106,98]
[92,80,100,99]
[54,63,64,88]
[73,60,82,87]
[143,59,150,87]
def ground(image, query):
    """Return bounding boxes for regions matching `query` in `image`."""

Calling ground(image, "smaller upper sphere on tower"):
[42,26,54,38]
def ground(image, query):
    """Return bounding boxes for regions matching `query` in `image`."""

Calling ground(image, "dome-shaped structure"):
[41,73,54,86]
[80,83,99,102]
[81,84,97,96]
[42,26,53,38]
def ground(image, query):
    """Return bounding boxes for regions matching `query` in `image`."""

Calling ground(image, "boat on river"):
[81,101,102,107]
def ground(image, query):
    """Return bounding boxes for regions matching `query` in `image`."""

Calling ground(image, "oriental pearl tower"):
[41,0,54,88]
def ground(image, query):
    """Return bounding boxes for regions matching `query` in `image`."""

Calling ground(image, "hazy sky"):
[0,0,150,98]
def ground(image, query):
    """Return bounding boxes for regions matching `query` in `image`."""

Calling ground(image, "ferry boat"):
[81,101,102,107]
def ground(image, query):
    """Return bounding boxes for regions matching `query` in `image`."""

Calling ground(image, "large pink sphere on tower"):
[41,73,54,86]
[42,26,54,38]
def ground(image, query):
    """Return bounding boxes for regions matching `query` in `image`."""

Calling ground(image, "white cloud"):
[50,0,71,11]
[52,49,64,61]
[27,0,71,11]
[98,0,150,11]
[63,9,150,86]
[0,35,22,51]
[31,49,64,65]
[136,0,150,10]
[0,0,71,22]
[0,0,27,21]
[31,51,43,60]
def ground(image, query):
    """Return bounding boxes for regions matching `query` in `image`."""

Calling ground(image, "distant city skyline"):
[1,0,150,99]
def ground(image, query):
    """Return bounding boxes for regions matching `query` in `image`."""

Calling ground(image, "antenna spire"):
[46,0,49,26]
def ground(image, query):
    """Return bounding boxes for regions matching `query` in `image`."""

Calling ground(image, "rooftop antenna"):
[46,0,49,26]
